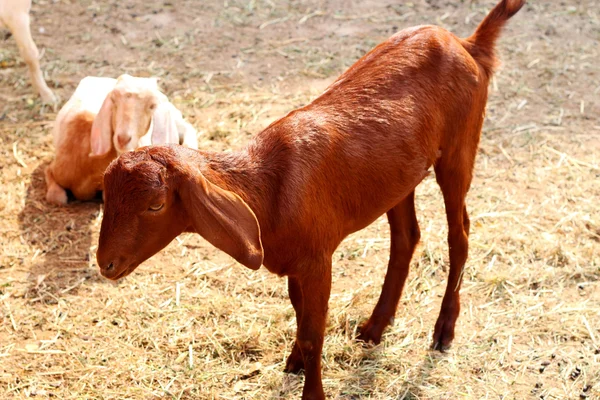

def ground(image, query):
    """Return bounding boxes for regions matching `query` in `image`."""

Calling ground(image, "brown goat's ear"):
[90,93,114,157]
[179,173,264,270]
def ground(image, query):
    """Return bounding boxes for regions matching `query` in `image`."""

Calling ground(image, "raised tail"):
[463,0,526,77]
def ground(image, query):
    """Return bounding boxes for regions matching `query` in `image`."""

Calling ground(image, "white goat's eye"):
[149,103,157,110]
[148,204,164,212]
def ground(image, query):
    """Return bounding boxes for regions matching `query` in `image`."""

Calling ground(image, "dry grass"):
[1,0,600,399]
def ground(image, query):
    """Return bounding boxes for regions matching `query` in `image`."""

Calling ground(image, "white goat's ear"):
[151,102,180,145]
[177,119,199,149]
[179,171,264,270]
[90,93,114,157]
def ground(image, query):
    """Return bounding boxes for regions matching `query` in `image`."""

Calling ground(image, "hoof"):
[357,316,394,345]
[46,187,68,206]
[431,316,456,352]
[283,343,304,374]
[40,89,57,105]
[431,340,452,352]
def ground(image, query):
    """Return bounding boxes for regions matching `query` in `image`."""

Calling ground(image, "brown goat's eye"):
[148,203,164,212]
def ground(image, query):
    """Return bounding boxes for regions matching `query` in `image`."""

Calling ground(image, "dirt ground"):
[1,0,599,398]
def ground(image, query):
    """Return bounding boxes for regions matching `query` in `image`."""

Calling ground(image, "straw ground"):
[1,0,599,398]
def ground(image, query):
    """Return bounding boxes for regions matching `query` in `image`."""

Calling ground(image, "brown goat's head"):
[96,146,263,280]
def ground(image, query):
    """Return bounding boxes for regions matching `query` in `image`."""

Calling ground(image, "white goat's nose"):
[116,134,132,148]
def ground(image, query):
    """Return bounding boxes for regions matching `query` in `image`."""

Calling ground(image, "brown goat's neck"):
[197,132,287,232]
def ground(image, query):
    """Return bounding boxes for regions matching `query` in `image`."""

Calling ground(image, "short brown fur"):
[97,1,525,398]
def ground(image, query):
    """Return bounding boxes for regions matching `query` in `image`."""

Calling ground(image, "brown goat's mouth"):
[100,262,139,281]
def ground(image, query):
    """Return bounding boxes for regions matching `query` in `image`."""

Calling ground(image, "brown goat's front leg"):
[358,192,420,344]
[293,261,331,400]
[284,276,305,373]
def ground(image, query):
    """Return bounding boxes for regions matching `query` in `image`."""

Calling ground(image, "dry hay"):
[1,0,599,399]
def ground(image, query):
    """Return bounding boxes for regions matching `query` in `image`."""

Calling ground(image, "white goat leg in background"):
[0,0,56,104]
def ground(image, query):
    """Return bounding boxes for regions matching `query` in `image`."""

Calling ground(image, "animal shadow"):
[17,162,105,303]
[268,337,383,399]
[340,343,446,399]
[268,338,446,399]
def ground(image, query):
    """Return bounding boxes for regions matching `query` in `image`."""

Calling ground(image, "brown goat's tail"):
[463,0,526,77]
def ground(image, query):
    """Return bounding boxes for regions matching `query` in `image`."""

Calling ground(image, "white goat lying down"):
[0,0,56,103]
[45,74,199,205]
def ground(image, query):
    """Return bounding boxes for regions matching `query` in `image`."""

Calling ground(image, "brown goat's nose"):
[106,262,114,271]
[116,134,132,148]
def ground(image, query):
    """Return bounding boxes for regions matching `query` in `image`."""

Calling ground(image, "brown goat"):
[96,1,525,398]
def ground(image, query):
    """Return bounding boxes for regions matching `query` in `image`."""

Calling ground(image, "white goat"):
[45,74,199,205]
[0,0,56,103]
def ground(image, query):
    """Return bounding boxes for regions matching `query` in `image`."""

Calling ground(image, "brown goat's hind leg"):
[358,191,420,344]
[284,277,305,373]
[432,164,472,351]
